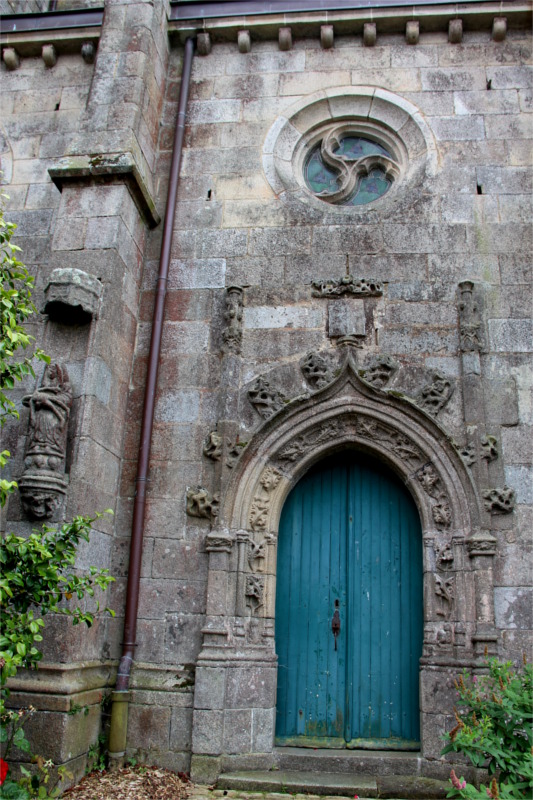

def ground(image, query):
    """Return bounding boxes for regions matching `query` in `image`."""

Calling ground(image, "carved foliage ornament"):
[18,364,72,519]
[417,371,455,416]
[245,574,264,615]
[483,486,516,515]
[300,351,335,391]
[312,274,383,298]
[360,355,399,389]
[186,487,219,521]
[248,376,286,420]
[416,463,452,529]
[249,466,282,532]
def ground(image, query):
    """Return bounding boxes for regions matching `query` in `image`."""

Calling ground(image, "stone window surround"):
[263,86,438,217]
[191,356,497,778]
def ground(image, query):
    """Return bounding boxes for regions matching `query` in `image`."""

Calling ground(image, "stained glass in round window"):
[305,136,395,206]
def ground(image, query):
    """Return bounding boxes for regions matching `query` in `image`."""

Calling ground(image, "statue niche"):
[18,364,72,519]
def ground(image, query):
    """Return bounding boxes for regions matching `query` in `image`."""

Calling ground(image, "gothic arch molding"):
[222,353,480,538]
[192,353,499,768]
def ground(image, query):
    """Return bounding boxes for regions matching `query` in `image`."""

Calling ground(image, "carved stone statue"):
[18,364,72,519]
[458,280,484,352]
[221,286,244,354]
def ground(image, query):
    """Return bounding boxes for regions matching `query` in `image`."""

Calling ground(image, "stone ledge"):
[169,1,532,42]
[49,153,161,229]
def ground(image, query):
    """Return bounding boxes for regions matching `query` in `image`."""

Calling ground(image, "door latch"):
[331,600,341,651]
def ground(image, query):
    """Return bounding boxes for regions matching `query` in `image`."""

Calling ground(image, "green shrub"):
[442,657,533,799]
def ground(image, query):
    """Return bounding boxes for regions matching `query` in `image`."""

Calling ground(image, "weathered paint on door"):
[275,452,423,749]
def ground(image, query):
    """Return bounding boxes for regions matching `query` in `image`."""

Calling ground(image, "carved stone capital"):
[466,530,497,558]
[205,530,235,552]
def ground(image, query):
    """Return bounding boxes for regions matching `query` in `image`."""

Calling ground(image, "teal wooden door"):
[275,452,423,749]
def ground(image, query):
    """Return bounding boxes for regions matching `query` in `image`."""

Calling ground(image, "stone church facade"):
[1,0,531,785]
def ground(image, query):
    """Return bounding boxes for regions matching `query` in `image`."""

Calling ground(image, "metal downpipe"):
[108,36,195,766]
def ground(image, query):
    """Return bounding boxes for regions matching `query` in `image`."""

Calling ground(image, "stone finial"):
[2,47,20,71]
[406,21,420,45]
[237,30,251,53]
[42,268,102,322]
[81,42,96,64]
[492,17,507,42]
[320,25,334,49]
[197,32,212,56]
[448,19,463,44]
[42,44,57,68]
[363,23,377,47]
[279,27,292,51]
[18,364,72,520]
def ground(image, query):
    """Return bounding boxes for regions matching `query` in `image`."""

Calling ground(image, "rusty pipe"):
[116,36,195,691]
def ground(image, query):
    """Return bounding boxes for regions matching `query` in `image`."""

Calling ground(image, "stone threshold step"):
[217,770,449,799]
[275,747,419,776]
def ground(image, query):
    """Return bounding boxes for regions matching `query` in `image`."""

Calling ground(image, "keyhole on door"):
[331,600,341,651]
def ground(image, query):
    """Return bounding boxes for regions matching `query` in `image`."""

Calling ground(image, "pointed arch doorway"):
[275,450,423,750]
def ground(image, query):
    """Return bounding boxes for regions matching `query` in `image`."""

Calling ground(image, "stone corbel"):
[42,268,102,323]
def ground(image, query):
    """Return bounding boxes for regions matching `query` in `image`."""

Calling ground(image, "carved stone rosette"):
[18,364,72,519]
[221,286,244,355]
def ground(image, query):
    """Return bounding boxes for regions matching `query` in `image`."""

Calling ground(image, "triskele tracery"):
[310,126,400,205]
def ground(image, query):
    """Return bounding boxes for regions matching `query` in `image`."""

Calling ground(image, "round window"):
[304,134,397,206]
[263,88,437,216]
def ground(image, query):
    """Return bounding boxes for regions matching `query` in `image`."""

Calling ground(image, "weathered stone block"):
[192,710,224,754]
[194,668,226,710]
[494,587,533,630]
[127,704,171,751]
[252,707,275,752]
[225,666,277,709]
[328,300,366,337]
[170,707,193,751]
[223,709,253,753]
[504,465,533,505]
[488,319,533,353]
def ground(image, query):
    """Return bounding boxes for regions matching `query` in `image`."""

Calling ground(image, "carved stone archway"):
[190,353,498,782]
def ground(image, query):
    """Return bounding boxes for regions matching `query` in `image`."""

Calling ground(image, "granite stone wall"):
[1,1,531,778]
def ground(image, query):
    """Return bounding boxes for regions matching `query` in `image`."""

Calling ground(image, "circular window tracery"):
[263,88,437,216]
[304,130,398,206]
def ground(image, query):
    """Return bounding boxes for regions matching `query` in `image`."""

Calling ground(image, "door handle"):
[331,600,341,651]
